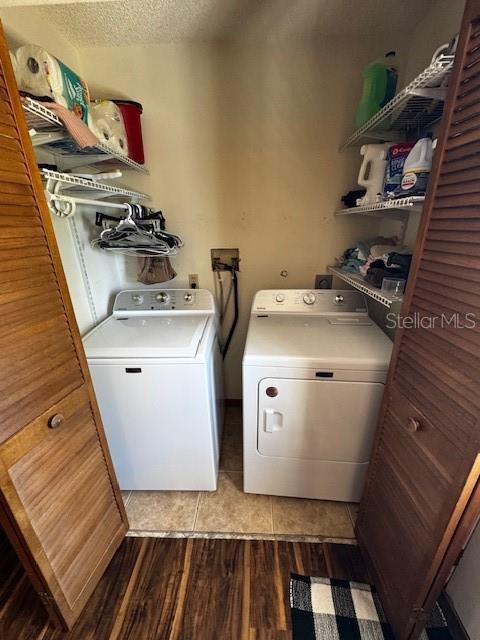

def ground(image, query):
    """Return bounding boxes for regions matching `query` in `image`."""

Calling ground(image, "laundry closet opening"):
[0,1,478,639]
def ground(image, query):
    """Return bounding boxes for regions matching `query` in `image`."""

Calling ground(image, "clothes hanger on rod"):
[91,204,184,257]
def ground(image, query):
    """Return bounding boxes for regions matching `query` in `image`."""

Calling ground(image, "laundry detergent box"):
[383,143,414,196]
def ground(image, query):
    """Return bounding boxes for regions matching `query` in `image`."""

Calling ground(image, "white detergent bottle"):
[398,136,433,196]
[357,143,389,205]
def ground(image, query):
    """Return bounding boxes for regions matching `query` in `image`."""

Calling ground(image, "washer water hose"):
[222,267,238,360]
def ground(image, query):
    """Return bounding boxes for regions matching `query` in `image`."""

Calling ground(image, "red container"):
[113,100,145,165]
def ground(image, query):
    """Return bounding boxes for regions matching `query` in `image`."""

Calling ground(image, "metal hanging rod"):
[43,170,150,217]
[47,190,133,217]
[42,169,150,199]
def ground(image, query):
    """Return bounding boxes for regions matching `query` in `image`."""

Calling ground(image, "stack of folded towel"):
[337,237,412,288]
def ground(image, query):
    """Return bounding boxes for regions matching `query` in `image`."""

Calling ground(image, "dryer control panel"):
[113,289,215,315]
[252,290,367,315]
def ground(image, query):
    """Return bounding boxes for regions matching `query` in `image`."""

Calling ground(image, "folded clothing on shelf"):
[341,189,366,208]
[364,252,412,288]
[336,236,399,274]
[14,44,90,123]
[336,237,412,292]
[387,251,412,270]
[358,243,406,276]
[338,247,365,273]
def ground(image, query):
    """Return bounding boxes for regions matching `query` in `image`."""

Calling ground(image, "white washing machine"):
[243,289,392,502]
[83,289,223,491]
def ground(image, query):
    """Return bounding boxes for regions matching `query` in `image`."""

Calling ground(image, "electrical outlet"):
[315,274,333,289]
[211,248,240,272]
[189,274,199,289]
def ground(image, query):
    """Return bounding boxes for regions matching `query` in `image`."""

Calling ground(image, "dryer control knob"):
[335,294,345,304]
[155,292,169,303]
[303,292,316,305]
[275,294,285,303]
[184,292,193,302]
[131,294,144,305]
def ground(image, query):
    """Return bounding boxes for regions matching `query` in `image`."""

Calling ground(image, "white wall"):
[1,6,400,396]
[447,521,480,638]
[79,38,411,397]
[50,206,127,334]
[405,0,464,80]
[0,0,458,399]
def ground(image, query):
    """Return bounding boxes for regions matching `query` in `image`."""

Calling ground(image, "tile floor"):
[123,405,359,539]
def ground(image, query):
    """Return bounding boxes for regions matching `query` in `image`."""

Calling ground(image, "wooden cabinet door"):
[0,22,127,629]
[357,2,480,639]
[0,386,127,628]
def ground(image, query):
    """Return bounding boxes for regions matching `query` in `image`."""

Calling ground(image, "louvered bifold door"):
[0,22,127,630]
[356,2,480,640]
[0,86,85,443]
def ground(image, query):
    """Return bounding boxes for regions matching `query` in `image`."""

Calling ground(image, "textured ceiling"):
[5,0,436,46]
[0,0,117,5]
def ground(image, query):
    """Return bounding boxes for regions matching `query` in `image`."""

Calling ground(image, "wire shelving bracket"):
[24,97,149,174]
[335,196,425,217]
[328,267,403,308]
[341,54,455,149]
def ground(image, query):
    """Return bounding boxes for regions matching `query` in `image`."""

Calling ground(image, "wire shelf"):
[23,97,148,174]
[328,267,403,308]
[42,169,150,200]
[341,54,455,149]
[336,196,425,217]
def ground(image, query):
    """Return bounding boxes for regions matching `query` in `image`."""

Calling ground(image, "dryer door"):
[258,378,384,462]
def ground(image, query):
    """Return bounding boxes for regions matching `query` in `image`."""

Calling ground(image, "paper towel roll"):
[14,44,90,123]
[88,101,129,156]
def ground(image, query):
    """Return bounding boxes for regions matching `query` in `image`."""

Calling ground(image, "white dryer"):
[83,289,223,491]
[243,289,392,502]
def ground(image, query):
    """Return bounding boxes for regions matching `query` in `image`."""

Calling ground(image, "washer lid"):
[83,314,209,359]
[243,314,392,370]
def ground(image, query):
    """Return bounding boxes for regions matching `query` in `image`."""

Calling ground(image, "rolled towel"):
[88,100,128,156]
[14,44,90,123]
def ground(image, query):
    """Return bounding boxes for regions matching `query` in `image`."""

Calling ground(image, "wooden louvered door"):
[357,2,480,639]
[0,23,127,629]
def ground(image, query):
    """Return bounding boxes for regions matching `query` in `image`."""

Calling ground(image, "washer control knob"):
[184,292,193,302]
[155,292,169,303]
[335,294,345,305]
[303,292,316,305]
[131,294,144,305]
[275,294,285,303]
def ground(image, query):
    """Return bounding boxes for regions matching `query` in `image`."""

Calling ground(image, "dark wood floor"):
[0,531,371,640]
